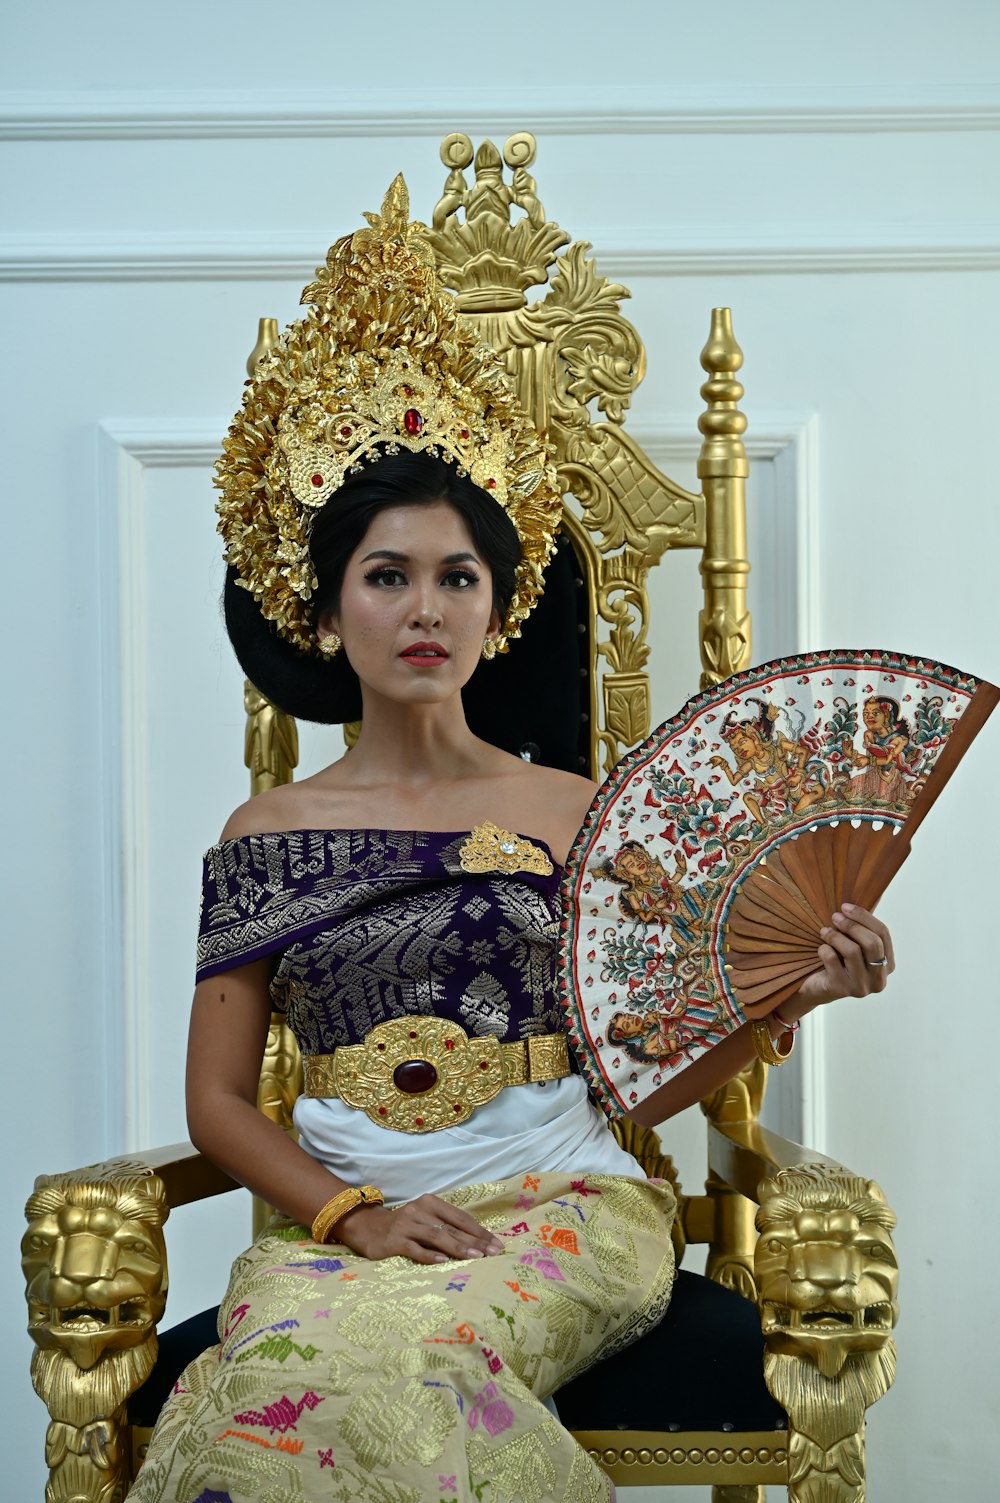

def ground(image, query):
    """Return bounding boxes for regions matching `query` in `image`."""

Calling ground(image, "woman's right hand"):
[334,1192,505,1264]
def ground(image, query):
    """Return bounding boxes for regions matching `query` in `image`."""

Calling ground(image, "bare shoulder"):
[522,762,598,817]
[218,784,316,842]
[505,761,599,865]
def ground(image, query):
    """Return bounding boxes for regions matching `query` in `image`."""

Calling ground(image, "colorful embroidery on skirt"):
[129,1172,676,1503]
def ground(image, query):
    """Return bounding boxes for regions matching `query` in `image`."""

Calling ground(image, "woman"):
[845,695,914,805]
[129,183,894,1503]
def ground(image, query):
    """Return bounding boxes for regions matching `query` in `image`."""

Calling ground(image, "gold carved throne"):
[23,135,898,1503]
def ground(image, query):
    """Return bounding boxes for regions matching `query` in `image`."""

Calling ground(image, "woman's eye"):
[443,569,478,588]
[365,567,406,587]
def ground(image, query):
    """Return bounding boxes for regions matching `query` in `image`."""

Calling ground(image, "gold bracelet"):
[311,1185,384,1245]
[750,1014,796,1066]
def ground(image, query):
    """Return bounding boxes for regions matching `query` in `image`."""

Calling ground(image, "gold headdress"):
[215,176,561,656]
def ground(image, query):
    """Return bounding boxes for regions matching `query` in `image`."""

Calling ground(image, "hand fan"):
[558,649,998,1118]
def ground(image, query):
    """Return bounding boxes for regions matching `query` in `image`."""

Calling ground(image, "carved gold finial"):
[427,133,567,311]
[246,316,278,376]
[697,308,751,689]
[698,307,749,454]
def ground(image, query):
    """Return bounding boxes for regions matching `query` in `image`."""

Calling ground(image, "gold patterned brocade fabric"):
[127,1171,676,1503]
[196,829,566,1053]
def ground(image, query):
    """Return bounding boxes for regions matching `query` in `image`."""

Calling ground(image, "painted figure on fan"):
[710,698,826,824]
[591,839,712,942]
[606,1008,695,1067]
[842,696,914,805]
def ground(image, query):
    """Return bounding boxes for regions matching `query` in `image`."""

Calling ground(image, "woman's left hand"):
[792,903,895,1011]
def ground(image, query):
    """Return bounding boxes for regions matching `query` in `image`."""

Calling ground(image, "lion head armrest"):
[702,1110,900,1498]
[754,1164,898,1500]
[22,1148,238,1503]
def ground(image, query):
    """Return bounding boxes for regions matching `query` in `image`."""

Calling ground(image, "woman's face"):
[321,500,500,707]
[610,1011,645,1040]
[864,699,889,733]
[721,724,751,757]
[615,848,651,882]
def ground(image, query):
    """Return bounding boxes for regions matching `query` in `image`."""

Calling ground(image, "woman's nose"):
[410,593,443,629]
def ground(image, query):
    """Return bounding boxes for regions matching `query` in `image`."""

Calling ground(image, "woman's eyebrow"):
[358,549,481,565]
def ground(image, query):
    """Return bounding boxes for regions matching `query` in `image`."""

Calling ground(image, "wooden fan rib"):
[739,971,820,1018]
[844,679,998,906]
[726,907,817,947]
[726,946,819,973]
[750,857,828,930]
[900,679,1000,847]
[830,819,852,909]
[733,959,823,1007]
[773,837,835,931]
[810,823,840,917]
[724,913,818,949]
[728,955,819,988]
[733,881,819,943]
[730,883,818,943]
[850,824,904,912]
[761,846,830,931]
[724,922,819,955]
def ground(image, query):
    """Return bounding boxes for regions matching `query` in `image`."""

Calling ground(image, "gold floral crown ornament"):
[215,176,561,656]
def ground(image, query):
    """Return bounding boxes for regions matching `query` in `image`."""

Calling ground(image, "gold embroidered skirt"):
[128,1171,675,1503]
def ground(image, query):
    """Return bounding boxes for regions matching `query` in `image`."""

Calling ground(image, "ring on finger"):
[866,956,889,968]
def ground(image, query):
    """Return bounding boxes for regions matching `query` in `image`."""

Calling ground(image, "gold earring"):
[320,633,342,658]
[481,637,497,661]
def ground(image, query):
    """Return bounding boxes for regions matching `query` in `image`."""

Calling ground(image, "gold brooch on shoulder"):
[459,821,554,876]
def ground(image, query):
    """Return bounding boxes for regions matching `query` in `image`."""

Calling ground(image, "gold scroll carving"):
[425,132,751,773]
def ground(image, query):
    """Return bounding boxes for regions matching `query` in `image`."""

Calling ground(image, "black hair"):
[308,449,521,629]
[224,449,521,726]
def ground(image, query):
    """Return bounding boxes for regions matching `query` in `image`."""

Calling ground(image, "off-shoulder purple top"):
[197,829,565,1056]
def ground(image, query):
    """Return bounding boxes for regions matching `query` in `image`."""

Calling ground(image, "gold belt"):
[303,1016,570,1134]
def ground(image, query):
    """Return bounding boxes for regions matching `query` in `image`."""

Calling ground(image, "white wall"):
[4,3,999,1498]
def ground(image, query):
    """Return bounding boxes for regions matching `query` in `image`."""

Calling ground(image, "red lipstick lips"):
[399,640,449,667]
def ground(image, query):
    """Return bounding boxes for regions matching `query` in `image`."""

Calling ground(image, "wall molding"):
[97,421,232,1145]
[3,84,999,140]
[98,425,152,1147]
[5,227,1000,283]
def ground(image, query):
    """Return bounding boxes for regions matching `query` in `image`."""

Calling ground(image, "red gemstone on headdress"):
[340,426,352,438]
[402,385,413,396]
[311,473,324,487]
[487,479,497,489]
[403,408,424,435]
[460,429,469,439]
